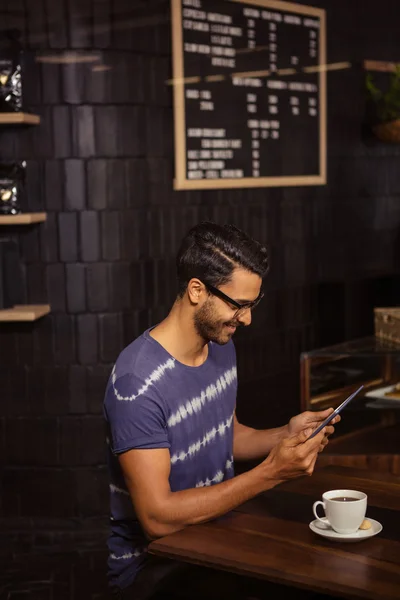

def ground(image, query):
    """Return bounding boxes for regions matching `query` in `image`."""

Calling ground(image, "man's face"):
[193,268,262,345]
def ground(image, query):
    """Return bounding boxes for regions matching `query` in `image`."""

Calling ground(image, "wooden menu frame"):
[171,0,327,190]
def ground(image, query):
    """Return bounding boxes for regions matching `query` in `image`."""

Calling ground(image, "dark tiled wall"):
[1,0,400,520]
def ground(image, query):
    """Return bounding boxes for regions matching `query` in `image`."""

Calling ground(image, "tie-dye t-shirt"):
[103,328,237,590]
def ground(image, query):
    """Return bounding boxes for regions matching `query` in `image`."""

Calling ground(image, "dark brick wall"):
[0,0,400,526]
[0,515,109,599]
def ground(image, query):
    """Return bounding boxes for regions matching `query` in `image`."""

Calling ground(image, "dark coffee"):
[331,497,358,502]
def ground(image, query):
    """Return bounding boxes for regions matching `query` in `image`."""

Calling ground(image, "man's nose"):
[238,308,252,327]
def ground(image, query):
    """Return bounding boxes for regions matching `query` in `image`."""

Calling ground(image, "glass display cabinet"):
[300,336,400,474]
[300,336,400,413]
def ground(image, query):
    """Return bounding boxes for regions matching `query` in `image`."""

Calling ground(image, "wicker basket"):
[374,307,400,343]
[372,119,400,143]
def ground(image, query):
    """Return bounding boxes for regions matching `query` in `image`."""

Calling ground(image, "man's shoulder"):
[112,331,236,385]
[113,329,169,380]
[105,330,173,410]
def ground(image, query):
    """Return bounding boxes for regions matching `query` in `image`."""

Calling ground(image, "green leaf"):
[366,64,400,122]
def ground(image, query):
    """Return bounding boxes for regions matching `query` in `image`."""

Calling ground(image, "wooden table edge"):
[149,540,383,600]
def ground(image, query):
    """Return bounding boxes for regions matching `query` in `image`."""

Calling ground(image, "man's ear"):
[187,278,206,306]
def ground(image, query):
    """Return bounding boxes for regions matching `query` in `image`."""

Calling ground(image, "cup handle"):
[313,500,326,523]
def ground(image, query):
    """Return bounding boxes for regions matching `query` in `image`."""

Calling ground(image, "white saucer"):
[309,517,383,542]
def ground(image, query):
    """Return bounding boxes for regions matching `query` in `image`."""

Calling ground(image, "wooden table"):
[149,466,400,599]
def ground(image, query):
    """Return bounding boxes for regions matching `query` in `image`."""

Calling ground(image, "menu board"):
[171,0,326,190]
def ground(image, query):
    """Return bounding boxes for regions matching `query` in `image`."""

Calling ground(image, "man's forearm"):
[233,423,289,461]
[144,463,282,539]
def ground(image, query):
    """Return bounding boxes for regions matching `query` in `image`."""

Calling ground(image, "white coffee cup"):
[313,489,367,534]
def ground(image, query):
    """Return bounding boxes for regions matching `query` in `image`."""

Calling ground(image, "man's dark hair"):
[176,222,269,297]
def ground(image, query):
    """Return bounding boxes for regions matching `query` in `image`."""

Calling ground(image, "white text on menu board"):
[182,0,320,180]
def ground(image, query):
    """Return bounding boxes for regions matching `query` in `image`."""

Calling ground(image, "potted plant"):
[366,64,400,143]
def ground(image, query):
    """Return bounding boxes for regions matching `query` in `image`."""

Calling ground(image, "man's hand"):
[262,427,326,481]
[287,409,341,452]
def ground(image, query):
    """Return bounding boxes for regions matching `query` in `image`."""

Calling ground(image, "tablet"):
[307,384,364,440]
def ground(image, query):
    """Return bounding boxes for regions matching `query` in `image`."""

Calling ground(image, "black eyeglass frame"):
[200,280,264,316]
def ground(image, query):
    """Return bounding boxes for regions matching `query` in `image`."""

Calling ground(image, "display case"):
[300,336,400,413]
[301,336,400,475]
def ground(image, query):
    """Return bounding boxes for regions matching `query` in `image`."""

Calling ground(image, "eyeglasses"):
[201,280,264,318]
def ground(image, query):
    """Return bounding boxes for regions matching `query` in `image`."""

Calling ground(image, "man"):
[104,222,339,599]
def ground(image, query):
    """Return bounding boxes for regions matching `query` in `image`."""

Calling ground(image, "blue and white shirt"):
[104,328,237,590]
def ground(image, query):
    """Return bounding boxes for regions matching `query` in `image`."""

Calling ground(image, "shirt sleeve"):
[104,372,170,454]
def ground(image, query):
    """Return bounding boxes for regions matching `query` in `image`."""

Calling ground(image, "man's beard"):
[193,299,239,345]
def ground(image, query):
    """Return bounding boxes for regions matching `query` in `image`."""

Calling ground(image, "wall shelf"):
[0,212,47,225]
[0,304,51,322]
[0,112,41,125]
[363,60,399,73]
